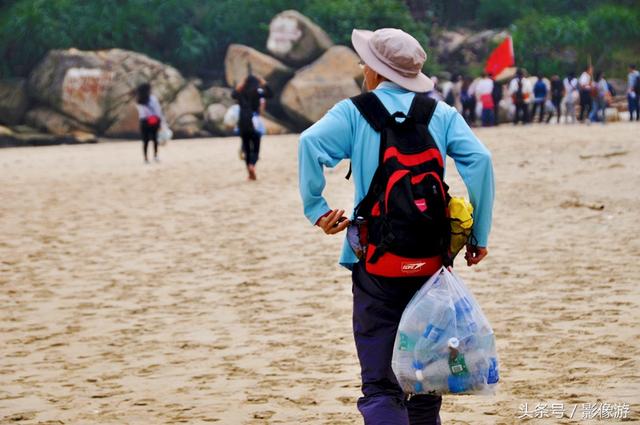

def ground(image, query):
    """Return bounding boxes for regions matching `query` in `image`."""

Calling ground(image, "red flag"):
[485,36,515,77]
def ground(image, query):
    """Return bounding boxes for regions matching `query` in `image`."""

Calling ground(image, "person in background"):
[627,64,640,121]
[563,72,578,124]
[509,69,531,125]
[491,74,503,126]
[232,75,273,180]
[475,72,495,126]
[426,76,444,101]
[444,75,458,108]
[531,74,548,123]
[136,83,164,163]
[589,71,609,124]
[549,75,564,124]
[578,65,593,122]
[460,76,476,125]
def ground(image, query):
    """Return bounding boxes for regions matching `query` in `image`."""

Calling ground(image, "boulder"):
[280,47,362,128]
[28,48,186,134]
[0,124,96,147]
[224,44,294,92]
[103,101,139,138]
[281,77,360,129]
[204,103,228,135]
[201,86,234,108]
[0,125,14,137]
[172,114,202,139]
[25,107,93,135]
[436,31,467,55]
[164,83,204,126]
[0,79,30,125]
[266,10,333,67]
[298,46,362,82]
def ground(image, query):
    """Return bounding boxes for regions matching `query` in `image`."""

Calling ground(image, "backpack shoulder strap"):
[408,93,437,126]
[350,92,390,132]
[345,92,391,180]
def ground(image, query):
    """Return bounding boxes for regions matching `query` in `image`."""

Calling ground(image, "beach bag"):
[392,267,499,396]
[448,197,473,259]
[350,92,450,278]
[158,123,172,145]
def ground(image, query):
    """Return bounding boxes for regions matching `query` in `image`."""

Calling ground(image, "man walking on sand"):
[298,28,495,425]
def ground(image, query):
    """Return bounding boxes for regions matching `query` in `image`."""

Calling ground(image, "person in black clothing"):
[460,76,476,126]
[511,69,530,125]
[549,75,564,123]
[578,65,593,122]
[136,83,164,163]
[232,75,273,180]
[490,74,502,126]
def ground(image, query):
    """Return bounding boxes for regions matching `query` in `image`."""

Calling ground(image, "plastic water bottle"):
[415,357,450,394]
[454,296,478,336]
[447,337,471,393]
[487,357,500,384]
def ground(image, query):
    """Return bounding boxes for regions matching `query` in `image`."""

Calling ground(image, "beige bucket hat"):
[351,28,434,93]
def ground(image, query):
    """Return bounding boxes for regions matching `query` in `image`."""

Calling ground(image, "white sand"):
[1,122,639,424]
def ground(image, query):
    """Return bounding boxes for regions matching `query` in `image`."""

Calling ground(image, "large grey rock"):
[266,10,333,67]
[164,83,204,126]
[25,107,93,135]
[0,123,96,147]
[172,114,202,139]
[0,79,30,125]
[201,86,235,108]
[204,103,228,135]
[224,44,294,92]
[28,48,186,135]
[281,47,362,128]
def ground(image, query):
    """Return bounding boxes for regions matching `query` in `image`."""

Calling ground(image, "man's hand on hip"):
[317,209,350,235]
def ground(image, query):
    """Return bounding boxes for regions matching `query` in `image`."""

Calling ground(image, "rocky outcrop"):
[164,83,204,127]
[280,46,361,128]
[224,44,294,92]
[204,103,228,135]
[25,107,93,135]
[201,86,234,108]
[0,79,30,125]
[0,124,96,147]
[28,48,188,135]
[266,10,333,67]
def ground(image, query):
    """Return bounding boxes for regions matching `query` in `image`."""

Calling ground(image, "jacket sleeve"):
[298,100,353,225]
[443,106,495,247]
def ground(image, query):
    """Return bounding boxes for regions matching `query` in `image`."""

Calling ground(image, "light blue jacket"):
[298,82,495,269]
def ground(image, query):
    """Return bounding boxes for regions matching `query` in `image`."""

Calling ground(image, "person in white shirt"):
[509,69,532,124]
[577,66,593,122]
[563,72,578,123]
[136,83,165,163]
[475,73,495,126]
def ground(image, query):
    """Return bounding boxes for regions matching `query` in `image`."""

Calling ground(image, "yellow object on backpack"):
[449,197,474,259]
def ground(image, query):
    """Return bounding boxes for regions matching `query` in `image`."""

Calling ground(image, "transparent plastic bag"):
[158,123,173,145]
[392,267,499,395]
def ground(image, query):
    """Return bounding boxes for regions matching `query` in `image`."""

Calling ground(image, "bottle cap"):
[448,337,460,349]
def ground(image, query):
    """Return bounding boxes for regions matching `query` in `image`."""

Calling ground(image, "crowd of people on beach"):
[429,64,640,127]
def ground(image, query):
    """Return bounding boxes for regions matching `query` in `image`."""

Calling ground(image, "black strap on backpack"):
[345,93,437,179]
[345,92,436,181]
[349,92,437,222]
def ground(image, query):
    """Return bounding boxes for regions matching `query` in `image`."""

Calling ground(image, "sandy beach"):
[1,122,639,424]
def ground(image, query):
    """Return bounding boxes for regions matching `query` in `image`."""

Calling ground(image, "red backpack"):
[351,92,450,278]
